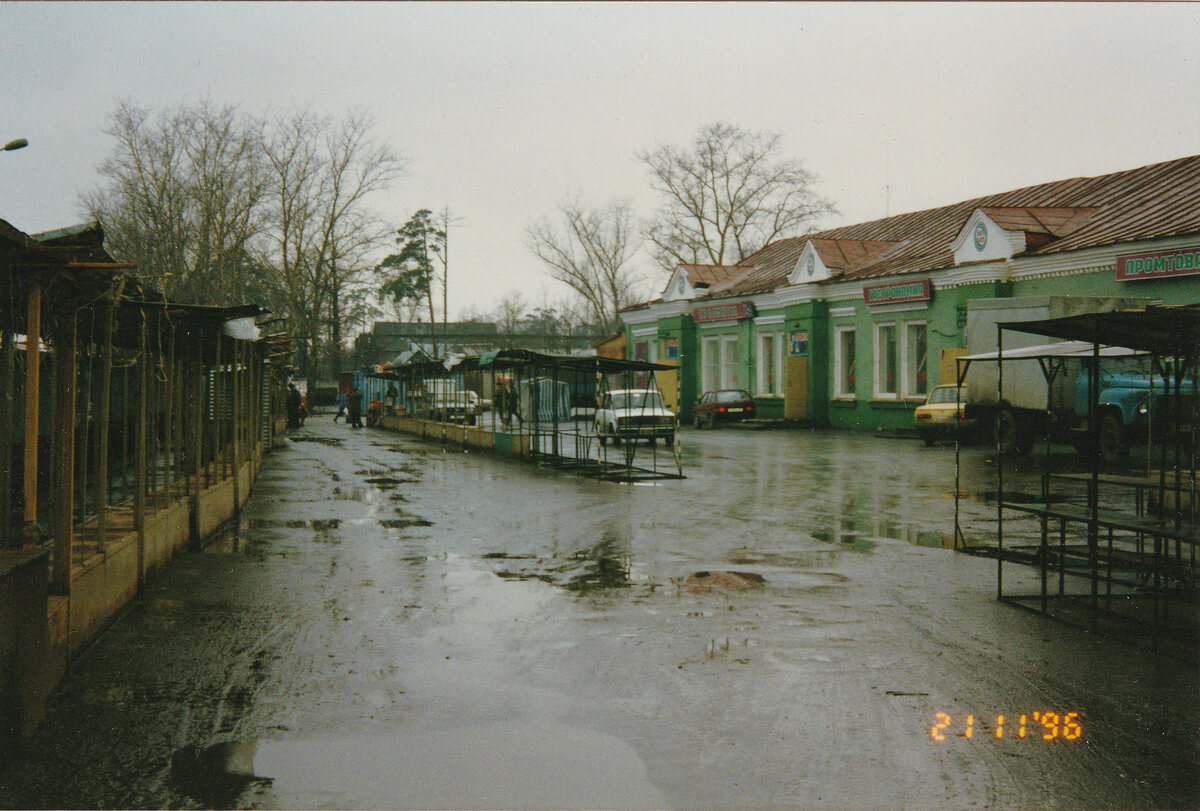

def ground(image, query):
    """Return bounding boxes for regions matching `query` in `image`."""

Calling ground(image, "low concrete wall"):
[67,534,139,657]
[237,461,253,508]
[0,548,51,757]
[144,500,190,575]
[196,478,237,540]
[387,416,522,456]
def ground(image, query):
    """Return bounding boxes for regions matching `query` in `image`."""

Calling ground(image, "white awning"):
[958,340,1145,362]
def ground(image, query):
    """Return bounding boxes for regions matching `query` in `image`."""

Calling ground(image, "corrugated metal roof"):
[709,153,1200,298]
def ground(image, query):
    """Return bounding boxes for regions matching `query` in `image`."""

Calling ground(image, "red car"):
[692,389,756,428]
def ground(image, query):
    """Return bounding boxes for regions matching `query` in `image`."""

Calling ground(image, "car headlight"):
[1137,398,1149,416]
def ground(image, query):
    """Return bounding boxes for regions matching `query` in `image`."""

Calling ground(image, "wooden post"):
[53,307,78,592]
[22,285,41,540]
[134,314,147,589]
[212,336,221,484]
[95,299,116,553]
[190,340,203,548]
[231,339,241,516]
[76,316,94,531]
[165,322,175,498]
[0,331,13,547]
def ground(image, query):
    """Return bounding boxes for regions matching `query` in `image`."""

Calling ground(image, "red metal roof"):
[712,153,1200,298]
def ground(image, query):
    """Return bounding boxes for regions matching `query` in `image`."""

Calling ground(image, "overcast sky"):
[3,2,1198,324]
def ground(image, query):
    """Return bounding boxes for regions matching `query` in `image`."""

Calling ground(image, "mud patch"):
[380,517,434,529]
[684,571,767,593]
[288,436,343,446]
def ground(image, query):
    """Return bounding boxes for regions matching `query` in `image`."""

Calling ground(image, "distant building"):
[621,153,1200,428]
[352,320,604,369]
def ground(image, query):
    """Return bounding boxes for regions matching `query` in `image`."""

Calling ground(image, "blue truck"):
[963,296,1194,464]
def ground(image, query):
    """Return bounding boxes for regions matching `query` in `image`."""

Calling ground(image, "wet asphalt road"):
[1,414,1197,809]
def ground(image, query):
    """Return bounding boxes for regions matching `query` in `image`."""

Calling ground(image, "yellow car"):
[914,385,976,445]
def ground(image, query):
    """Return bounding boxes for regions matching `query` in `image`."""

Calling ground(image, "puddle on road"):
[172,719,667,809]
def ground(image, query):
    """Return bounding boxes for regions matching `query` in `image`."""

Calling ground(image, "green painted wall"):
[627,257,1200,432]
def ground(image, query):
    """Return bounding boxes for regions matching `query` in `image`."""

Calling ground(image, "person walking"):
[286,383,302,430]
[348,387,364,429]
[333,390,348,422]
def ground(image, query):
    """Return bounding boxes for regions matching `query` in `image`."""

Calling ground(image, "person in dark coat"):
[286,383,302,430]
[348,387,364,429]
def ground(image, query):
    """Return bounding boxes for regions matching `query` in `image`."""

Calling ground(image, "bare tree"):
[526,199,644,334]
[263,109,405,376]
[639,122,837,274]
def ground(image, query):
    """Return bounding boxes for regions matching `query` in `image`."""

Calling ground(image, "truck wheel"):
[995,408,1030,455]
[1099,411,1128,465]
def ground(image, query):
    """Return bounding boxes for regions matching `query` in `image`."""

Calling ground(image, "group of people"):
[333,388,364,428]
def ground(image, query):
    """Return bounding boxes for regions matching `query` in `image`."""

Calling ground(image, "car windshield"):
[927,386,961,404]
[610,391,665,410]
[716,390,750,403]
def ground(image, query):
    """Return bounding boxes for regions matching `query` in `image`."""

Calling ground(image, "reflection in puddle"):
[493,528,632,592]
[242,518,342,530]
[171,741,270,808]
[175,720,666,809]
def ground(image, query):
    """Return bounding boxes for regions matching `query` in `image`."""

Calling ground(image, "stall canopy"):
[998,304,1200,357]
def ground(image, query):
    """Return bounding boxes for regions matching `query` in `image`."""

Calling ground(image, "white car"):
[595,389,677,446]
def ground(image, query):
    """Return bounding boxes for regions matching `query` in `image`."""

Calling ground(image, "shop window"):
[834,326,856,398]
[701,336,720,392]
[875,323,898,398]
[721,335,739,388]
[757,332,783,396]
[904,321,928,398]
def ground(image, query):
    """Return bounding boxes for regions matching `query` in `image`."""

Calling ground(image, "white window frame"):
[701,336,720,392]
[720,334,739,389]
[902,320,928,400]
[756,331,784,397]
[833,325,856,399]
[874,322,899,399]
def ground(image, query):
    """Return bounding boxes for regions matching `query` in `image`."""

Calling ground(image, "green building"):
[621,154,1200,431]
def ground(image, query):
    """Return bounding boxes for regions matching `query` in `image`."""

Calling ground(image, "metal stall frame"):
[953,304,1199,654]
[356,350,685,483]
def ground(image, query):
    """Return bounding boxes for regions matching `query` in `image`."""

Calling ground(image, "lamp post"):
[2,138,28,152]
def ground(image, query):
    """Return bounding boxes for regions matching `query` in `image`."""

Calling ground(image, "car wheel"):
[693,415,703,429]
[705,413,716,430]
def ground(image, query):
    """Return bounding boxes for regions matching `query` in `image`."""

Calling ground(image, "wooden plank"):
[22,286,40,537]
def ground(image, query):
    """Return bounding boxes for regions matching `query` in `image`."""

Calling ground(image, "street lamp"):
[2,138,28,152]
